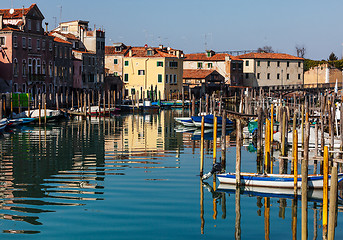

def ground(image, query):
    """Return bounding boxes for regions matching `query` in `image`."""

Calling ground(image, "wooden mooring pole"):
[200,117,205,177]
[236,119,242,185]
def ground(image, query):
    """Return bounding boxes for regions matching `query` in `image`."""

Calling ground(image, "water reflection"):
[0,110,184,234]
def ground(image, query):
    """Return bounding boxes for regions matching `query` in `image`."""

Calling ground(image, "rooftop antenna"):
[59,6,62,24]
[9,0,14,15]
[53,16,57,28]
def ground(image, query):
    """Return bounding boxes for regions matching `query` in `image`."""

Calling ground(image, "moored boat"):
[191,114,233,128]
[0,118,8,131]
[174,117,195,127]
[217,172,343,189]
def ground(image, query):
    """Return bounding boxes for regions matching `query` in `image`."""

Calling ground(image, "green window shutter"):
[124,61,129,66]
[114,59,118,64]
[124,74,129,82]
[157,61,163,67]
[158,74,162,83]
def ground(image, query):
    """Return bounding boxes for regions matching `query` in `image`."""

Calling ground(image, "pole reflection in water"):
[264,197,270,240]
[292,199,298,240]
[200,179,204,235]
[235,186,241,240]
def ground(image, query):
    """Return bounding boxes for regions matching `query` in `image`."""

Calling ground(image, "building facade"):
[304,63,342,87]
[0,4,55,95]
[183,50,243,86]
[238,52,304,87]
[105,43,130,77]
[119,45,183,100]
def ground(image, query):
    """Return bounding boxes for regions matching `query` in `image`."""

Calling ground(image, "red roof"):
[53,32,79,40]
[0,4,36,19]
[53,37,72,45]
[237,52,303,60]
[105,45,130,55]
[185,53,242,61]
[183,69,217,79]
[124,47,178,58]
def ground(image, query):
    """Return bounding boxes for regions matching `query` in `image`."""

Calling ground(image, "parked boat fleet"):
[0,109,65,131]
[174,114,234,128]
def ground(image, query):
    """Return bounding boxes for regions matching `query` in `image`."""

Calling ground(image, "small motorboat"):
[174,117,195,127]
[8,118,35,127]
[191,114,233,128]
[217,172,343,189]
[0,118,8,131]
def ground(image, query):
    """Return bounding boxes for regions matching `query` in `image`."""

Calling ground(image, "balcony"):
[28,74,46,83]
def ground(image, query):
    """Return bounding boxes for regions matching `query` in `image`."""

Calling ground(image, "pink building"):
[0,4,54,95]
[73,59,82,89]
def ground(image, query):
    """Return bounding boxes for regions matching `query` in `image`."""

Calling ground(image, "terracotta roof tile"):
[183,69,217,79]
[0,4,35,19]
[105,45,130,55]
[53,36,72,45]
[237,52,304,60]
[185,53,242,61]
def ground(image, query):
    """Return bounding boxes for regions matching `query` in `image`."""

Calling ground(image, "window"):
[27,19,32,31]
[22,60,27,76]
[28,38,32,49]
[22,37,26,48]
[298,74,301,80]
[42,40,46,50]
[22,83,27,93]
[114,59,118,64]
[55,46,58,57]
[245,73,249,79]
[13,83,18,92]
[36,59,41,74]
[257,61,260,67]
[158,74,162,83]
[197,62,203,69]
[208,63,213,68]
[277,73,280,79]
[298,62,301,68]
[42,61,46,75]
[131,88,135,95]
[36,21,40,32]
[114,72,118,76]
[277,61,280,67]
[62,26,68,32]
[245,60,249,66]
[124,74,129,82]
[165,74,169,83]
[138,70,145,75]
[13,59,18,76]
[287,61,290,67]
[169,61,178,68]
[147,50,153,56]
[0,37,5,45]
[124,60,129,66]
[170,74,173,84]
[173,75,177,84]
[267,61,270,67]
[28,58,32,76]
[49,40,52,51]
[13,36,17,48]
[157,61,163,67]
[37,39,40,50]
[267,73,270,79]
[232,63,236,70]
[257,73,260,79]
[287,74,290,80]
[49,62,53,77]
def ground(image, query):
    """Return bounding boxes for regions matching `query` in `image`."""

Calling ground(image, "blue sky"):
[3,0,343,59]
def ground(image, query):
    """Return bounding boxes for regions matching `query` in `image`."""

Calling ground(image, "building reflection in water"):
[0,110,184,234]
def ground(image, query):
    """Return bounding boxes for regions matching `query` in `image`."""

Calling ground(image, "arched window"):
[22,59,27,76]
[49,61,53,77]
[42,61,46,75]
[42,84,46,93]
[13,83,18,92]
[22,83,27,93]
[36,59,41,74]
[13,58,18,76]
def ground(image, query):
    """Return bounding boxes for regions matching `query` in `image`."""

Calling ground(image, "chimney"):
[45,22,48,33]
[176,50,180,58]
[159,44,163,49]
[0,15,3,30]
[22,6,26,31]
[129,49,132,57]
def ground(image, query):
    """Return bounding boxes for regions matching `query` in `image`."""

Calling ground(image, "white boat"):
[0,118,8,130]
[14,109,65,121]
[174,117,195,127]
[217,172,343,189]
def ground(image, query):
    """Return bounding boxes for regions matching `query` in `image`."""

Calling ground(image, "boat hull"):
[217,173,343,189]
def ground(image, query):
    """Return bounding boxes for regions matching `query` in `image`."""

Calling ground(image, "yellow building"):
[122,46,184,100]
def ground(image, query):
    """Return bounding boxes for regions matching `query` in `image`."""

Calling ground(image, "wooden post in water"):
[213,113,217,164]
[56,93,59,110]
[200,117,205,177]
[293,129,298,196]
[265,119,270,173]
[235,186,241,240]
[328,166,338,240]
[323,146,329,239]
[38,102,41,125]
[103,92,106,116]
[236,119,242,185]
[28,93,30,117]
[0,99,2,120]
[257,107,263,162]
[98,92,101,117]
[301,114,310,240]
[44,95,47,125]
[192,95,195,117]
[281,109,286,156]
[221,110,226,170]
[206,94,209,115]
[301,104,304,148]
[264,197,270,240]
[270,104,274,145]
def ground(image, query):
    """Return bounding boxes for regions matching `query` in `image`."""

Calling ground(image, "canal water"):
[0,110,342,239]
